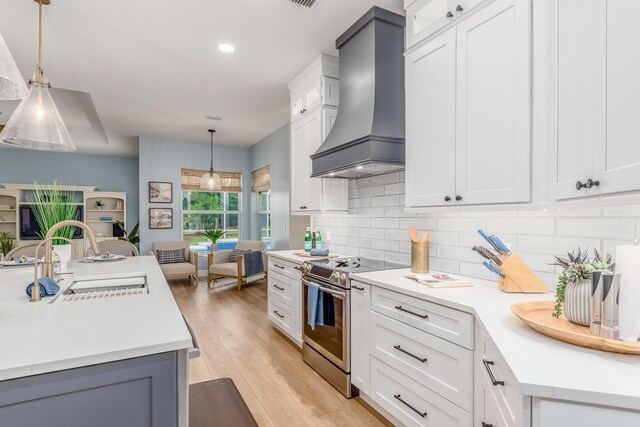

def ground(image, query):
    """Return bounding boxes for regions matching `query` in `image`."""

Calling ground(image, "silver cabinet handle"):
[182,314,200,359]
[273,284,285,291]
[395,305,429,319]
[394,345,427,363]
[394,394,427,418]
[273,310,285,319]
[483,359,504,386]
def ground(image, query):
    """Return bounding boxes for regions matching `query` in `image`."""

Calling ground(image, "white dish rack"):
[52,272,148,304]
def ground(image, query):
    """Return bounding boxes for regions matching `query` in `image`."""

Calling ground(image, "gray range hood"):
[310,7,405,179]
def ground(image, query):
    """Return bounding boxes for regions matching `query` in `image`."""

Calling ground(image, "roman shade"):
[251,165,271,193]
[181,168,241,193]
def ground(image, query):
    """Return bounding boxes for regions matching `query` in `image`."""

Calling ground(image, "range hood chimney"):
[310,7,405,179]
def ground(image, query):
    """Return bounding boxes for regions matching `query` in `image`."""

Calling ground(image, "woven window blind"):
[251,165,271,193]
[181,168,242,193]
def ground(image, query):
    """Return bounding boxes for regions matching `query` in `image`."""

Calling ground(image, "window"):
[182,191,240,245]
[258,190,271,251]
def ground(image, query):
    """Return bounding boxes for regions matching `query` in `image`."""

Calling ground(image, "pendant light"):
[0,33,28,100]
[200,129,222,191]
[0,0,75,152]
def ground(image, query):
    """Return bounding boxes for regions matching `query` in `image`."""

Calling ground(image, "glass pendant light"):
[0,33,28,100]
[200,129,222,191]
[0,0,75,152]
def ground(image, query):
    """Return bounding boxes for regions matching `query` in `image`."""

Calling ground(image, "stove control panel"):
[329,271,348,287]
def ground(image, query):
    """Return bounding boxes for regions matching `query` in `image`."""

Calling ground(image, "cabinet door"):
[598,0,640,195]
[406,0,455,49]
[351,282,371,395]
[551,0,606,200]
[291,92,304,123]
[405,29,457,207]
[304,80,322,113]
[305,109,324,212]
[455,0,531,204]
[290,120,308,212]
[322,77,340,107]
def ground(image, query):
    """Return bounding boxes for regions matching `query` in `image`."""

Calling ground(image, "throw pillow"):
[229,248,251,263]
[156,248,186,264]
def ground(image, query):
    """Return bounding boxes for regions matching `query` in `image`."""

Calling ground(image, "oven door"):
[302,277,350,372]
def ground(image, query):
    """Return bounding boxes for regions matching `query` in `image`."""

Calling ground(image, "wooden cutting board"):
[294,252,338,259]
[511,300,640,355]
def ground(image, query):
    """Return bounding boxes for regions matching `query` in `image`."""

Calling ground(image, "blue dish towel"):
[307,282,326,330]
[243,250,264,277]
[25,278,60,298]
[310,248,329,257]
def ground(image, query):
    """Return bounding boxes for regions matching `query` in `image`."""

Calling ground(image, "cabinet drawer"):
[371,287,474,349]
[370,312,473,411]
[268,297,294,337]
[479,330,524,426]
[268,272,295,306]
[268,257,301,281]
[370,357,473,427]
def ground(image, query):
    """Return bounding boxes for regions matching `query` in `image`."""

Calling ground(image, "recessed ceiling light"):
[355,166,364,170]
[218,44,235,53]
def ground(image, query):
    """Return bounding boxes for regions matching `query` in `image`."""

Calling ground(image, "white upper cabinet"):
[551,0,640,200]
[405,0,531,207]
[289,55,348,214]
[406,30,457,207]
[455,0,531,204]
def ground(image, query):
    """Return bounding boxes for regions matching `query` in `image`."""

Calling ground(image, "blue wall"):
[138,136,252,255]
[249,125,290,250]
[0,147,139,229]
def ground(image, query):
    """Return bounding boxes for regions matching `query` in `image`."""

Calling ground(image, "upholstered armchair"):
[151,240,198,286]
[207,240,267,291]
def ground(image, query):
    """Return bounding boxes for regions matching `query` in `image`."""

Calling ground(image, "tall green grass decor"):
[28,182,80,245]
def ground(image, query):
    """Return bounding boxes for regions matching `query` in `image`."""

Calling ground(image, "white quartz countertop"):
[0,256,193,381]
[351,268,640,410]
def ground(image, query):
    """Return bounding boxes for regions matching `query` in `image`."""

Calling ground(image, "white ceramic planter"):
[52,244,72,272]
[563,278,592,326]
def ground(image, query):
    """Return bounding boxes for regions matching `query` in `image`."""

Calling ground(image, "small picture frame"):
[149,208,173,229]
[149,181,172,203]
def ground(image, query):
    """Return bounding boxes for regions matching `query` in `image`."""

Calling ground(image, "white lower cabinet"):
[267,257,303,346]
[350,281,371,395]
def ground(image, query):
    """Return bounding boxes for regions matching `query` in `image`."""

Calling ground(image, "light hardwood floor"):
[170,277,392,427]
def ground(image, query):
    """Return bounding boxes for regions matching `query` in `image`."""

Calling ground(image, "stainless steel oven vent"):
[289,0,317,7]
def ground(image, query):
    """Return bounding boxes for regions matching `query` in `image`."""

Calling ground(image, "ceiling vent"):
[289,0,317,7]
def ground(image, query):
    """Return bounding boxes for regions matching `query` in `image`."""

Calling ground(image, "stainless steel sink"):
[52,272,148,303]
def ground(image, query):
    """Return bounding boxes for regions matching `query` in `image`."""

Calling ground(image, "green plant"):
[116,221,140,246]
[28,182,80,245]
[0,231,16,256]
[94,200,104,209]
[552,248,614,318]
[203,228,226,244]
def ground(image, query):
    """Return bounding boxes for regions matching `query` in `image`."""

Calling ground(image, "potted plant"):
[0,231,16,259]
[116,221,140,246]
[94,200,104,210]
[203,228,225,252]
[29,182,81,271]
[552,248,614,325]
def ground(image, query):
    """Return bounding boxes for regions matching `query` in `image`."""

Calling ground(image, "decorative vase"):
[52,243,72,272]
[563,278,592,326]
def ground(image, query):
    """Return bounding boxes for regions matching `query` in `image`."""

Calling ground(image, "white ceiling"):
[0,0,404,156]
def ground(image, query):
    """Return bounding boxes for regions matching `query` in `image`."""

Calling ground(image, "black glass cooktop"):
[308,257,407,275]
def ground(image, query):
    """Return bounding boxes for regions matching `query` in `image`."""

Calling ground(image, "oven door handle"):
[302,278,347,299]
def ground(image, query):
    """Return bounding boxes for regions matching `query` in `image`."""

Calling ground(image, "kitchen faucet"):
[30,220,101,302]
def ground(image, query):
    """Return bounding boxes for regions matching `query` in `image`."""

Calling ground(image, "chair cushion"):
[229,248,250,263]
[209,262,243,277]
[160,262,195,276]
[156,248,186,264]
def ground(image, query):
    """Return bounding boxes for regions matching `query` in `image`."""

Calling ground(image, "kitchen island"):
[0,255,194,427]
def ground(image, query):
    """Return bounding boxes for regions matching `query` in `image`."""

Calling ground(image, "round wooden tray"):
[511,300,640,355]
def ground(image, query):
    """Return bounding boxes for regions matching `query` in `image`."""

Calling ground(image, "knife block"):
[496,253,549,293]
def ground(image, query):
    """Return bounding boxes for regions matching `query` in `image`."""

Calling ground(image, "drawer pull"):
[394,394,427,418]
[482,423,493,427]
[273,264,286,270]
[272,310,285,319]
[394,345,427,363]
[352,285,365,291]
[395,305,429,319]
[482,359,505,386]
[273,284,285,291]
[294,266,302,271]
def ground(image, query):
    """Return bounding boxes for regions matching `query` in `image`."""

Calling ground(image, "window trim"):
[182,191,242,242]
[257,190,271,244]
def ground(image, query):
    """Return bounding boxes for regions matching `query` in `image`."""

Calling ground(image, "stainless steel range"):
[300,257,406,398]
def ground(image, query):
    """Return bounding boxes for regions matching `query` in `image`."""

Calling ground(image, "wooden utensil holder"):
[497,252,548,293]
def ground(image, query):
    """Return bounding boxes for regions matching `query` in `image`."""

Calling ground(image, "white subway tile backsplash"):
[312,172,640,284]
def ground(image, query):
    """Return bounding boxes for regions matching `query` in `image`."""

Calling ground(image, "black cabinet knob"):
[302,108,307,113]
[444,196,451,202]
[576,179,600,190]
[455,195,462,201]
[482,423,493,427]
[446,11,454,18]
[456,4,463,12]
